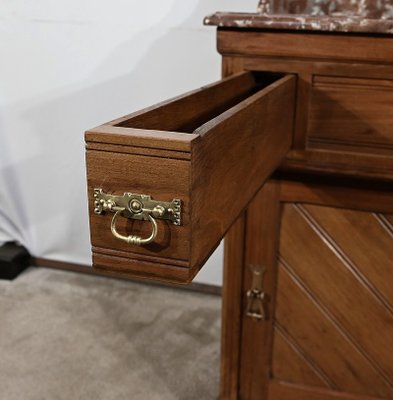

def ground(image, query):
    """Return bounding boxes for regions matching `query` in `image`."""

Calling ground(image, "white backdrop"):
[0,0,257,285]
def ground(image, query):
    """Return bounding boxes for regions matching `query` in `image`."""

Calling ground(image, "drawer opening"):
[114,71,284,134]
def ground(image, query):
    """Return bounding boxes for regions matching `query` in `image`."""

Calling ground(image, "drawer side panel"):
[190,75,296,270]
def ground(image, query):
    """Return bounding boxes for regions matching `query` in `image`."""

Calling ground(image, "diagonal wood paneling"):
[273,323,333,389]
[303,204,393,311]
[275,203,393,398]
[377,214,393,238]
[273,259,393,398]
[385,215,393,226]
[268,380,387,400]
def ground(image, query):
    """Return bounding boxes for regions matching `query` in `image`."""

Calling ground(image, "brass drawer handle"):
[93,189,181,246]
[111,208,158,245]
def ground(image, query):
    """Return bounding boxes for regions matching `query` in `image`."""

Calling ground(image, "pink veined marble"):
[266,0,393,18]
[204,0,393,34]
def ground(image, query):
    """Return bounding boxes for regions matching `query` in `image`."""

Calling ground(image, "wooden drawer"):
[308,75,393,156]
[85,72,296,283]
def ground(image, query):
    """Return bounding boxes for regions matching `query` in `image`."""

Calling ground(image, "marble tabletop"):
[204,0,393,34]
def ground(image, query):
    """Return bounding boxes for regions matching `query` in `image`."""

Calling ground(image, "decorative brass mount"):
[246,265,267,321]
[93,189,181,246]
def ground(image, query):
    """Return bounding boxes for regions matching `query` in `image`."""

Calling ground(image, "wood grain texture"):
[280,176,393,212]
[86,142,192,161]
[268,381,386,400]
[278,203,393,394]
[86,73,295,283]
[86,150,191,260]
[220,31,393,177]
[274,257,393,397]
[84,23,393,399]
[239,181,282,400]
[221,56,245,80]
[214,27,393,400]
[220,214,246,400]
[219,56,248,400]
[190,75,295,272]
[303,205,393,311]
[92,252,191,284]
[244,58,393,81]
[217,30,393,63]
[273,324,331,389]
[308,76,393,156]
[86,124,196,152]
[112,72,262,133]
[234,181,393,400]
[31,257,221,294]
[282,149,393,181]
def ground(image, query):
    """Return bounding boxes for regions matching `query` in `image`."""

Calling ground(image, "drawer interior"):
[113,71,284,133]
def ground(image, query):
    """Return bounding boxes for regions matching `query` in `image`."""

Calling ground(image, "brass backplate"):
[93,188,181,225]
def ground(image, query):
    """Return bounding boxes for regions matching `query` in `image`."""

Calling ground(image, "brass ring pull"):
[110,209,158,246]
[93,189,181,246]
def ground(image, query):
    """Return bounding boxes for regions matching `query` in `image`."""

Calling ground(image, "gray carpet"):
[0,267,221,400]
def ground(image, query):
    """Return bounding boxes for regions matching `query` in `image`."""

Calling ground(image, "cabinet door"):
[85,72,296,283]
[223,179,393,400]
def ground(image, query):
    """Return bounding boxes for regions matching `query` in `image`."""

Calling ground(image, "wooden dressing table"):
[85,1,393,399]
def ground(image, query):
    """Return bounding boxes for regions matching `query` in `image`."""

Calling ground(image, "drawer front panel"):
[308,76,393,156]
[86,150,191,262]
[86,72,296,283]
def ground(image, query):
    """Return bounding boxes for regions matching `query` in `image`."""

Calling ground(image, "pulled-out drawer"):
[85,72,296,283]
